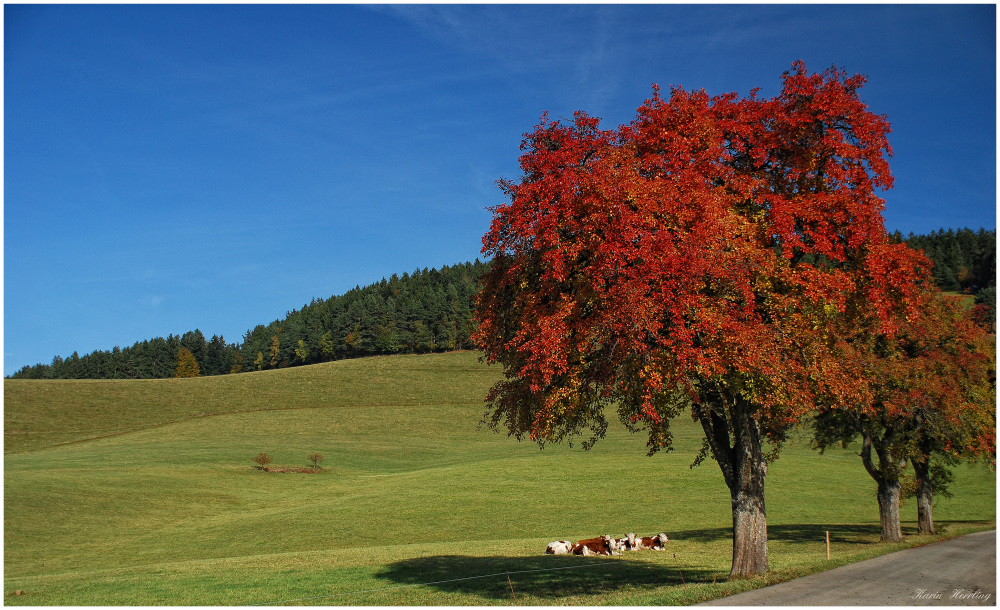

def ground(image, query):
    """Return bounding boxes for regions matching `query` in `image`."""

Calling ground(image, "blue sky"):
[4,4,996,376]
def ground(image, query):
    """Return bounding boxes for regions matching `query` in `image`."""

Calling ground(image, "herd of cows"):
[545,533,669,556]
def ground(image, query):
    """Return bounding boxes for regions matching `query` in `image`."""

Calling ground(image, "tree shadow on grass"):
[666,524,884,544]
[376,553,716,600]
[375,522,989,601]
[669,522,981,545]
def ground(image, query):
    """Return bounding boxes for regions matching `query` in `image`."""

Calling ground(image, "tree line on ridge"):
[10,261,488,379]
[7,232,994,381]
[897,227,995,293]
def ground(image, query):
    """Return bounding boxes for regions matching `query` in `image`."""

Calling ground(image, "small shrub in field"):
[307,453,324,469]
[253,452,273,470]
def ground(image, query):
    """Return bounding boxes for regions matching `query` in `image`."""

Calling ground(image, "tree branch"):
[693,402,736,490]
[860,433,879,480]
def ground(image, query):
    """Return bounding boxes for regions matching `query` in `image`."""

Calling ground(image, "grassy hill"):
[4,351,995,605]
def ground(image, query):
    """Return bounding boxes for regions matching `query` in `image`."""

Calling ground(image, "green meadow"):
[4,351,995,605]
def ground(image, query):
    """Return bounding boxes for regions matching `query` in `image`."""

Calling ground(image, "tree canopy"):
[812,284,995,540]
[475,62,928,577]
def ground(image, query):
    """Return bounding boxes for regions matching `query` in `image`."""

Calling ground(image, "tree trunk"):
[876,478,903,542]
[913,458,935,534]
[695,395,769,578]
[730,459,769,577]
[860,431,905,543]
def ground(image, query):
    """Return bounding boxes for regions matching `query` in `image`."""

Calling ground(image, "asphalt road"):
[699,530,996,606]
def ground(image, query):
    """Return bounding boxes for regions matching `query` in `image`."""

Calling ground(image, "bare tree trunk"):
[695,395,769,578]
[913,458,935,534]
[876,479,903,542]
[860,432,905,543]
[730,451,769,577]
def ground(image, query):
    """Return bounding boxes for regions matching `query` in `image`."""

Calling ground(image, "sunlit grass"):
[4,351,498,453]
[4,352,995,605]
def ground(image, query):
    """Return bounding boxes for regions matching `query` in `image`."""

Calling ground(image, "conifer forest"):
[10,261,488,379]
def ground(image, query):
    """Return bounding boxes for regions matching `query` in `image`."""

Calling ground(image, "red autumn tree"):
[813,286,995,540]
[475,62,924,578]
[905,294,995,534]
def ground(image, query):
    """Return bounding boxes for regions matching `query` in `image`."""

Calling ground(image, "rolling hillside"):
[4,352,995,605]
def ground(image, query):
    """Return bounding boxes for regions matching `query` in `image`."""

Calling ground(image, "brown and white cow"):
[636,533,669,550]
[622,533,639,551]
[545,540,573,555]
[571,535,616,556]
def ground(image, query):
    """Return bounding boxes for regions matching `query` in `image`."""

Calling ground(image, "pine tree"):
[175,347,201,378]
[294,339,310,364]
[269,333,281,368]
[318,331,335,361]
[230,350,244,374]
[181,330,208,373]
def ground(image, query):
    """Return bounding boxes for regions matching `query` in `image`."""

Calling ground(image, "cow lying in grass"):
[545,533,668,555]
[617,532,669,550]
[571,535,617,556]
[628,532,669,550]
[545,537,615,556]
